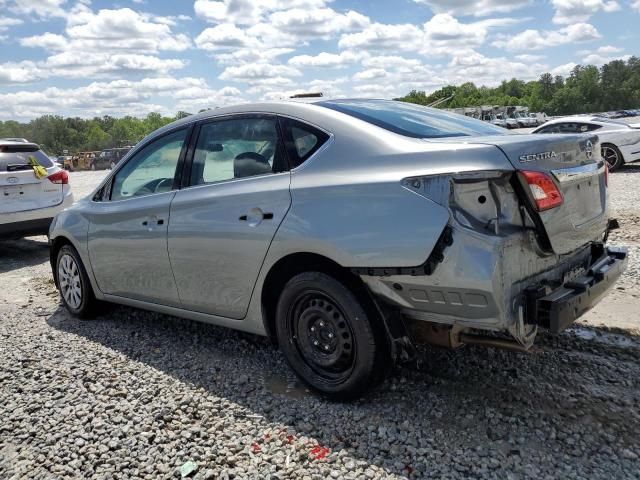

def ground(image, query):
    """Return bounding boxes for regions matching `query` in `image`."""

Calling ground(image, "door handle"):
[142,217,164,226]
[239,212,273,221]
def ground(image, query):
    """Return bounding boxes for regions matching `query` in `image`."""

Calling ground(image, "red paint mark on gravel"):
[310,445,330,460]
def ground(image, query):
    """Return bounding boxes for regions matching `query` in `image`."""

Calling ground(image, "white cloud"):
[6,0,67,18]
[13,6,191,82]
[0,17,22,30]
[514,54,546,62]
[219,63,302,82]
[339,14,520,56]
[0,77,244,119]
[267,8,369,39]
[194,0,327,25]
[338,23,425,51]
[353,68,389,81]
[20,33,68,50]
[580,46,629,65]
[195,23,260,50]
[551,62,577,77]
[493,23,600,51]
[633,0,640,11]
[288,50,364,68]
[413,0,531,16]
[0,61,44,84]
[65,8,191,52]
[551,0,620,24]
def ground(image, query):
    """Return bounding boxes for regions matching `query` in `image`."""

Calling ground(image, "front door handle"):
[239,212,273,221]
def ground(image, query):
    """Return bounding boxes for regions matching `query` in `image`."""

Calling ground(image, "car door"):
[168,115,292,319]
[87,127,191,306]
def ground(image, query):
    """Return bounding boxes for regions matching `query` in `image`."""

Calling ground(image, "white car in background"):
[532,116,640,171]
[1,139,73,238]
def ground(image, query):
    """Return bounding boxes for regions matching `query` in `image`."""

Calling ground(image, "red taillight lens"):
[47,169,69,185]
[519,170,563,211]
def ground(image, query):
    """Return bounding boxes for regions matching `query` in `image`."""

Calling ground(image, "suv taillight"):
[519,170,563,211]
[48,170,69,185]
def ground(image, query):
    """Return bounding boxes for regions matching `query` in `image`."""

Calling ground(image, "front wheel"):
[276,272,391,400]
[56,245,97,318]
[602,143,624,171]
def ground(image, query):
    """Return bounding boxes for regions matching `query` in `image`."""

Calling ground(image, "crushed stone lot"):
[1,169,639,479]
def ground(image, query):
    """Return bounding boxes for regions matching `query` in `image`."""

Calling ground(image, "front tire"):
[602,143,624,171]
[56,245,97,318]
[275,272,391,400]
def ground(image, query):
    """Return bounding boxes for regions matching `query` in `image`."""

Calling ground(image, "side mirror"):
[208,142,223,152]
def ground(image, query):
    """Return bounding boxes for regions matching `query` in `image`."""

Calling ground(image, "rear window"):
[0,145,53,172]
[316,99,508,138]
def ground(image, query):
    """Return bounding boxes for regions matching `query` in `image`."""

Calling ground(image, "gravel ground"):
[1,168,640,479]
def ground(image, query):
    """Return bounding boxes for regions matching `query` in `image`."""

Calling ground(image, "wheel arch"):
[260,252,382,343]
[49,235,74,288]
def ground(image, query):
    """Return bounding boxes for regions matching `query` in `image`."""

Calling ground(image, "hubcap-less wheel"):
[290,291,356,384]
[58,253,82,309]
[602,145,620,169]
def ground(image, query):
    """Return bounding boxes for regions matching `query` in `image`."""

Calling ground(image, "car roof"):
[146,99,391,142]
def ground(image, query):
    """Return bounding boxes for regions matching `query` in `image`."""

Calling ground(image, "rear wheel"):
[602,143,624,171]
[275,272,391,400]
[56,245,97,318]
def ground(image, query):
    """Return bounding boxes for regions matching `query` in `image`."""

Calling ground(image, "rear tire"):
[56,245,97,318]
[602,143,624,171]
[275,272,391,401]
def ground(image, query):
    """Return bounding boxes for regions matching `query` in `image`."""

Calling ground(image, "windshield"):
[316,99,508,138]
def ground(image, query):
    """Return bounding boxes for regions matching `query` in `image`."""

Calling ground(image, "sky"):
[0,0,637,120]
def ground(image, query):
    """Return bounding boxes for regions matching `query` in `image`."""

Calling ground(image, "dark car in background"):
[96,147,133,170]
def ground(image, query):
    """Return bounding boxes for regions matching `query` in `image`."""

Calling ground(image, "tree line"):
[0,111,193,156]
[397,57,640,115]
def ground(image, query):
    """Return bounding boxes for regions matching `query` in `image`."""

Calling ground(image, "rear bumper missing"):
[525,245,627,333]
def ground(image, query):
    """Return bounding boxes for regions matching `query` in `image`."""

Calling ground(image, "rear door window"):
[0,145,53,172]
[188,116,287,186]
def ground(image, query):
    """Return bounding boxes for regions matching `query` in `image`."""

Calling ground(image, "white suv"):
[0,139,73,238]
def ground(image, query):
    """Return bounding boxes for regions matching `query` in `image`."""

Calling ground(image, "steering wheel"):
[154,178,173,193]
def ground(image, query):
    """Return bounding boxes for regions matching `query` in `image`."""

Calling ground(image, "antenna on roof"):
[289,92,323,99]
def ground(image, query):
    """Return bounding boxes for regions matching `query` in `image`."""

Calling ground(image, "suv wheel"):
[56,245,97,318]
[276,272,391,400]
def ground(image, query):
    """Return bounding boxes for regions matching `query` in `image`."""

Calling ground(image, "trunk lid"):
[434,133,607,255]
[0,144,63,214]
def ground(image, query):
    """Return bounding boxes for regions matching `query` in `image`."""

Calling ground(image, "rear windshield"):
[316,99,508,138]
[0,145,53,172]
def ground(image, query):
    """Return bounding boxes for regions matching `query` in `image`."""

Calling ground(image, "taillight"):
[519,170,563,211]
[47,170,69,185]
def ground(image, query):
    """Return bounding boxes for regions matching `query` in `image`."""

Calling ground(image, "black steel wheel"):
[276,272,391,400]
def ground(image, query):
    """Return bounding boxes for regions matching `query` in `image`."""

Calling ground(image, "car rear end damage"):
[357,134,626,348]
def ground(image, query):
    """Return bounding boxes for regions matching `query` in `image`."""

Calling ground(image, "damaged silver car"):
[49,99,627,400]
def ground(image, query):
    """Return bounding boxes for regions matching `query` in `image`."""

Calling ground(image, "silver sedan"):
[50,99,626,399]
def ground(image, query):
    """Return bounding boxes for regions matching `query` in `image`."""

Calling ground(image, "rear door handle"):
[142,217,164,227]
[239,209,274,225]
